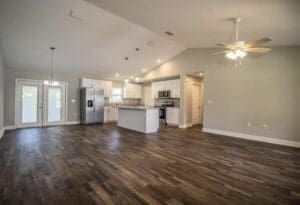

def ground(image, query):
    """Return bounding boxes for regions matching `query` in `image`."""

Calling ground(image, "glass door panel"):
[47,87,62,122]
[21,85,38,123]
[43,84,66,126]
[16,80,43,128]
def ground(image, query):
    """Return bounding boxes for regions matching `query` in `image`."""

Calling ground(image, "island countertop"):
[118,106,159,110]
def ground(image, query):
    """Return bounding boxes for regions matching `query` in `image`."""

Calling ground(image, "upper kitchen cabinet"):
[170,79,180,98]
[79,78,112,98]
[123,83,142,99]
[151,79,180,99]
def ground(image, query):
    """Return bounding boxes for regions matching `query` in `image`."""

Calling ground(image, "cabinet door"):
[104,81,112,98]
[80,78,93,88]
[104,107,109,122]
[166,108,179,125]
[166,108,173,124]
[151,82,157,99]
[171,79,180,98]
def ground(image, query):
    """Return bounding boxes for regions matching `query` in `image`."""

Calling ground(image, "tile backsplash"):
[104,98,141,106]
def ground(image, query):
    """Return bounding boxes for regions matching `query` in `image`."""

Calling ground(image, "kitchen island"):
[118,106,159,133]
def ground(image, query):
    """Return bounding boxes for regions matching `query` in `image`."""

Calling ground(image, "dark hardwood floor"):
[0,123,299,205]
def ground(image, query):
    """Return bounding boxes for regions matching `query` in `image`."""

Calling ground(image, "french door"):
[16,79,67,128]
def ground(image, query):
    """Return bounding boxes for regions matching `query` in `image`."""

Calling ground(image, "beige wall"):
[0,47,4,133]
[143,47,300,142]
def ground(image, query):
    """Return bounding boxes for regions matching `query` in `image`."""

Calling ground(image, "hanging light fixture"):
[44,47,59,86]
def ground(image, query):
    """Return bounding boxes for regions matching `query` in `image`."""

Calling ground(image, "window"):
[110,88,123,103]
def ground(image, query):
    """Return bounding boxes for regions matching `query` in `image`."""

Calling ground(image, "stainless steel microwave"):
[158,90,171,98]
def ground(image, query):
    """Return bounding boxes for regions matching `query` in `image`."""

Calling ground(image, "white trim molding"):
[179,123,193,129]
[203,127,300,148]
[66,121,80,125]
[4,126,16,130]
[0,128,4,139]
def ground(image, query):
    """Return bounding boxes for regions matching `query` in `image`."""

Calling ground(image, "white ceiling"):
[0,0,185,79]
[85,0,300,48]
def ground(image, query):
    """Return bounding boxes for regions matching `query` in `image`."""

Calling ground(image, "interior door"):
[43,83,66,126]
[192,84,201,124]
[16,80,43,128]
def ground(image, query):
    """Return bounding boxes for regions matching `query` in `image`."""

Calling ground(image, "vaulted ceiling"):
[86,0,300,48]
[0,0,299,79]
[0,0,185,79]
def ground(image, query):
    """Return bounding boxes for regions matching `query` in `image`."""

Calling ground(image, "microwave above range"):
[158,90,171,98]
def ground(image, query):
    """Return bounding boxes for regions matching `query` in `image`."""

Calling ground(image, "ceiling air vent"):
[165,31,174,36]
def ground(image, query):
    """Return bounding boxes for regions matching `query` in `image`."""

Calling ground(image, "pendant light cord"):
[50,47,55,83]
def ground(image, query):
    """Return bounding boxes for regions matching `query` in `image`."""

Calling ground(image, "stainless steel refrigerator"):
[80,88,104,124]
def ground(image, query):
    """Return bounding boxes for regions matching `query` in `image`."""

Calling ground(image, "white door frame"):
[15,79,68,128]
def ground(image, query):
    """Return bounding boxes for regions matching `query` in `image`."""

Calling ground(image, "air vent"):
[165,31,174,36]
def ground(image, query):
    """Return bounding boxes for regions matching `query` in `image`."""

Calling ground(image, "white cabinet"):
[170,79,180,98]
[166,107,179,125]
[151,79,180,99]
[123,83,142,99]
[104,81,112,98]
[80,78,112,98]
[104,107,118,122]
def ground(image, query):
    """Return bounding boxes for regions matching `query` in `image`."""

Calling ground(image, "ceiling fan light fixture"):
[236,49,247,58]
[226,51,237,60]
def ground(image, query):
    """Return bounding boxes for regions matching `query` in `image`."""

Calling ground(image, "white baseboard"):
[66,121,80,125]
[203,127,300,148]
[179,123,193,129]
[4,126,16,130]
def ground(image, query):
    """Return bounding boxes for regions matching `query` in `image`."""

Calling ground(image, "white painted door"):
[16,80,43,128]
[192,84,202,124]
[43,84,66,126]
[16,79,67,128]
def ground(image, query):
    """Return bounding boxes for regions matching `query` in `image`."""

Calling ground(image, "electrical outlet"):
[263,124,268,130]
[75,113,77,117]
[247,122,252,128]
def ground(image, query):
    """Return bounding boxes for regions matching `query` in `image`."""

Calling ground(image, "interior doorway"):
[15,79,67,128]
[192,83,203,124]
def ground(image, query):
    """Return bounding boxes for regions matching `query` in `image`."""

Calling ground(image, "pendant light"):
[44,47,59,86]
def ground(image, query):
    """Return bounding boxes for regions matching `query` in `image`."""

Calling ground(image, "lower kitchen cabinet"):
[104,107,118,122]
[166,107,179,125]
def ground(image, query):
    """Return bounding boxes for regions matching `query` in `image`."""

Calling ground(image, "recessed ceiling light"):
[125,79,129,83]
[115,73,120,78]
[156,59,161,64]
[142,68,146,73]
[199,72,203,76]
[165,31,174,36]
[130,76,134,79]
[135,77,140,82]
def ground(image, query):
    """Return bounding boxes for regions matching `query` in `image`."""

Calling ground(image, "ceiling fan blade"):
[245,37,272,48]
[216,43,235,50]
[244,47,271,53]
[212,50,229,55]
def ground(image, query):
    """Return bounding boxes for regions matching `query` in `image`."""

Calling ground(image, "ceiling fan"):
[216,18,271,66]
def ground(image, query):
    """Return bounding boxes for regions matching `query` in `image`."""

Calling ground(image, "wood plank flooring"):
[0,123,299,205]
